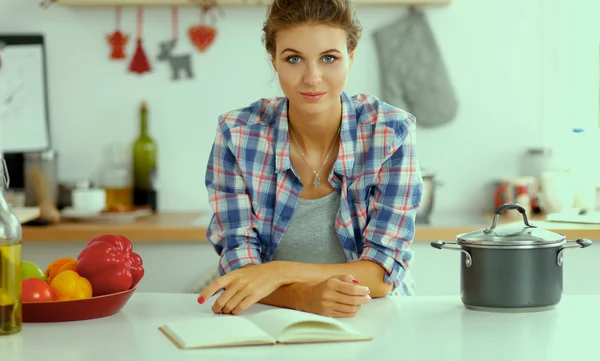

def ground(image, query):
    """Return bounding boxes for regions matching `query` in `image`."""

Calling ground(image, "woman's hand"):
[299,274,371,318]
[198,263,287,315]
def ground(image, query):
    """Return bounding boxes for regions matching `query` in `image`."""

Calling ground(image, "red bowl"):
[22,287,136,323]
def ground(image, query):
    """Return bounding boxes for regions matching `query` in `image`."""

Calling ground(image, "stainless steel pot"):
[430,203,592,313]
[416,170,441,224]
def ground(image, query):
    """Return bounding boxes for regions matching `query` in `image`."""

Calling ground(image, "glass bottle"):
[0,158,23,335]
[100,143,133,210]
[132,101,158,212]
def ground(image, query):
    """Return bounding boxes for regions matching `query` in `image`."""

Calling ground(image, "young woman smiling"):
[199,0,424,318]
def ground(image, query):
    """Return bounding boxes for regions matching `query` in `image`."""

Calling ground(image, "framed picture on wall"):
[0,34,51,152]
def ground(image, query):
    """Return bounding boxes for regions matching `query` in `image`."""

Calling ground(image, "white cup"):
[72,188,106,212]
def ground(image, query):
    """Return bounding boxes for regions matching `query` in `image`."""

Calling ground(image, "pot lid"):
[457,203,565,246]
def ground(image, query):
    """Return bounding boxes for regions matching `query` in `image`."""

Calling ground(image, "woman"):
[199,0,423,318]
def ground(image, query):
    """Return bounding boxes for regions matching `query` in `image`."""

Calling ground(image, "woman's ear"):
[349,50,355,67]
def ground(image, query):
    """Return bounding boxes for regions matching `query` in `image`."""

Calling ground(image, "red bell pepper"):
[76,234,144,296]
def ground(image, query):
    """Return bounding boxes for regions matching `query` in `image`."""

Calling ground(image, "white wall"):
[4,0,598,216]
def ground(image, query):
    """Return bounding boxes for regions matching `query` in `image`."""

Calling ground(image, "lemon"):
[0,289,14,306]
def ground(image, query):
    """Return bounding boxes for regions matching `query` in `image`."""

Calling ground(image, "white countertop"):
[1,292,599,361]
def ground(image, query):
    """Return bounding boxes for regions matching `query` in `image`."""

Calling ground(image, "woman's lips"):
[300,92,326,102]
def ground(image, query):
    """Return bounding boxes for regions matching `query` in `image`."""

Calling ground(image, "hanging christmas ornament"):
[157,6,194,81]
[0,41,5,72]
[106,7,129,60]
[188,3,219,53]
[128,7,151,75]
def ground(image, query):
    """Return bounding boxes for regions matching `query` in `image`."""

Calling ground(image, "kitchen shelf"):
[51,0,450,7]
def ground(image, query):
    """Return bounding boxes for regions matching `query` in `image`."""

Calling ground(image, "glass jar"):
[24,150,58,207]
[0,158,23,335]
[99,143,133,210]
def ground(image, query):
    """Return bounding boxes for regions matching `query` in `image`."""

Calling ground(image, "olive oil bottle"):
[0,158,23,335]
[133,101,158,211]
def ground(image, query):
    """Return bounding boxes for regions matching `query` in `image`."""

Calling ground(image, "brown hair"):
[262,0,363,57]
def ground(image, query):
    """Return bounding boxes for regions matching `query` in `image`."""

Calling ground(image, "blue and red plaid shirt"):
[205,92,423,295]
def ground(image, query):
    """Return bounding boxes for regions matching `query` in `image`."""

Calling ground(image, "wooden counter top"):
[20,211,600,243]
[21,212,208,242]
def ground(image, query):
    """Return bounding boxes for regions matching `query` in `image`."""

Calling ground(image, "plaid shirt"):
[205,92,423,295]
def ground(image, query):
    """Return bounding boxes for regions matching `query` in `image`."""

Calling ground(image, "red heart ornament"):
[188,25,217,52]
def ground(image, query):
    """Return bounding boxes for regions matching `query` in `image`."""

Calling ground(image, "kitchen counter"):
[20,211,600,242]
[1,292,598,361]
[21,212,207,242]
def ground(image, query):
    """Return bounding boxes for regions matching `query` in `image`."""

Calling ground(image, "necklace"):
[289,125,341,188]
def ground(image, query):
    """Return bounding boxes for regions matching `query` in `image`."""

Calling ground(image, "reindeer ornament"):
[157,7,194,81]
[157,39,193,80]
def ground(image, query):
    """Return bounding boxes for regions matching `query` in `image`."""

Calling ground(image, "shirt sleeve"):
[205,123,263,276]
[358,121,423,293]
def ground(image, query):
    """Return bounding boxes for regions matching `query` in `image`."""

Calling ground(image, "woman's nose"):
[303,66,322,85]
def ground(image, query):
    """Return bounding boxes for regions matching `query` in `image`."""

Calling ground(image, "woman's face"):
[272,23,354,117]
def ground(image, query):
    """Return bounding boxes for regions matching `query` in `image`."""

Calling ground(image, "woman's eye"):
[323,55,336,63]
[287,56,302,64]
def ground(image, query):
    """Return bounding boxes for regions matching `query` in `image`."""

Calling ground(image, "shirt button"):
[281,217,290,223]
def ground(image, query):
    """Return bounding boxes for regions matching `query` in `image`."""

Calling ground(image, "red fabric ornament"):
[0,41,5,71]
[188,26,216,52]
[129,7,151,75]
[107,7,129,60]
[188,4,219,53]
[108,31,128,59]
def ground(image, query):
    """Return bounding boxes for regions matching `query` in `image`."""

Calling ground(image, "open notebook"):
[159,308,372,349]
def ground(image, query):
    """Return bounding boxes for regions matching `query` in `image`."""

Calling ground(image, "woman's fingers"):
[221,285,251,314]
[332,278,370,297]
[320,300,360,318]
[198,274,232,304]
[211,285,240,314]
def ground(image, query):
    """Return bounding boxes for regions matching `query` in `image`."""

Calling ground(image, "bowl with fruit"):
[21,234,144,322]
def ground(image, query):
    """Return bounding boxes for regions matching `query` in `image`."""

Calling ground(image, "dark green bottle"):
[133,101,157,211]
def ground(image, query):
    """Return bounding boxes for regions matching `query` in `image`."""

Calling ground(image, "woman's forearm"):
[276,260,393,298]
[258,282,309,310]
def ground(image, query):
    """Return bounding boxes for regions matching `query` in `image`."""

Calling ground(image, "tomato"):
[22,278,56,303]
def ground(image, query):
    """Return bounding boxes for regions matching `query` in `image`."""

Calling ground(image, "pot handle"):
[556,238,592,266]
[484,203,536,234]
[430,241,472,267]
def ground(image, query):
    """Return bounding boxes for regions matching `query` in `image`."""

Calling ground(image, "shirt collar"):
[274,92,356,179]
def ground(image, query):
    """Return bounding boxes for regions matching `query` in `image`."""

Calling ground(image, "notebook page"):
[161,316,274,348]
[251,308,358,340]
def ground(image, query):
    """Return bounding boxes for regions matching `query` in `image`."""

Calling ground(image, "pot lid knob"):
[457,203,565,245]
[484,203,536,234]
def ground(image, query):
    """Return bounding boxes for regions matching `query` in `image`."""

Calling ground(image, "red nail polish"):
[197,296,205,304]
[351,280,360,285]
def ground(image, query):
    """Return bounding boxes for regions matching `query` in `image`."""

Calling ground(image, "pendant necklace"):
[289,125,341,188]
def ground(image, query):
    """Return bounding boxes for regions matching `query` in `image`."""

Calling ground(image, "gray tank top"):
[271,191,348,264]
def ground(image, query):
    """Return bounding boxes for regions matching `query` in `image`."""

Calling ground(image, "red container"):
[22,288,136,323]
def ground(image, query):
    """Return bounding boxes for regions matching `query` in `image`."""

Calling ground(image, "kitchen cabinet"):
[21,240,600,296]
[50,0,450,7]
[19,210,600,294]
